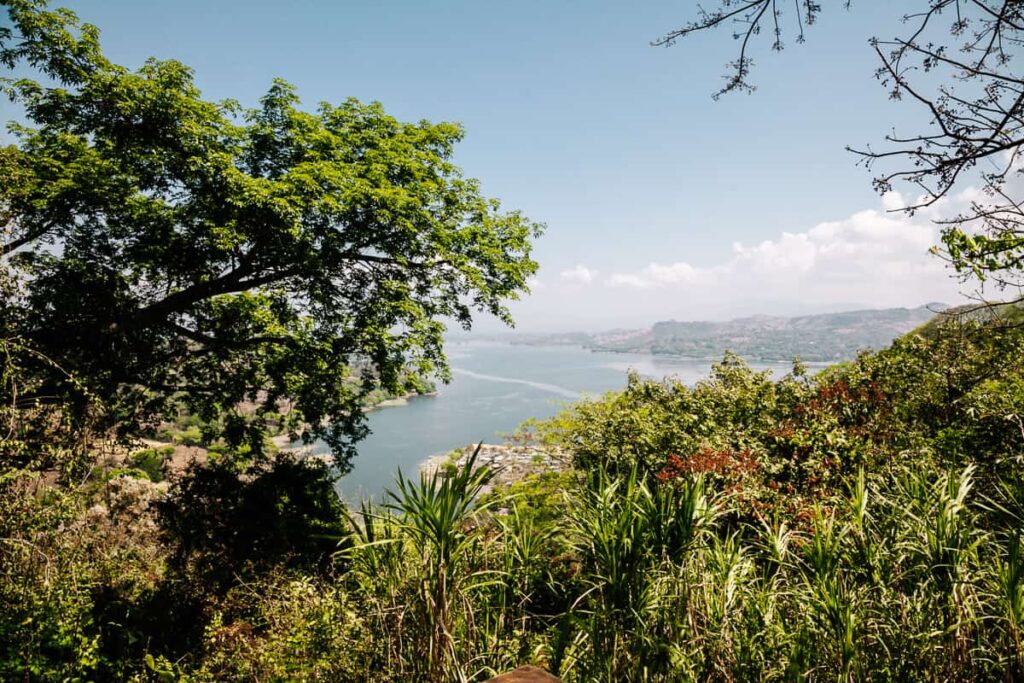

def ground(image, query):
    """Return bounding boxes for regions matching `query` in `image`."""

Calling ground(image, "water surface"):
[314,342,799,502]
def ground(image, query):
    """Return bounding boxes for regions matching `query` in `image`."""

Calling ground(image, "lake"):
[312,341,801,502]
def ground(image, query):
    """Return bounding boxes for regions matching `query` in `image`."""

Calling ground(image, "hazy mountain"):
[517,304,950,362]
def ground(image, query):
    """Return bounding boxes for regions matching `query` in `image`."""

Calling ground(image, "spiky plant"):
[385,444,495,682]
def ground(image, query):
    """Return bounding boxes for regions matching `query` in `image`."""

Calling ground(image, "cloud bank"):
[506,192,974,331]
[607,194,947,297]
[598,192,967,311]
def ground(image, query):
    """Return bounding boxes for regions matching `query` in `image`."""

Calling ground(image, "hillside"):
[913,300,1024,337]
[587,304,947,361]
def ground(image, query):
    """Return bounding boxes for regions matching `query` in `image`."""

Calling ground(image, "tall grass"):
[347,445,500,682]
[342,456,1023,681]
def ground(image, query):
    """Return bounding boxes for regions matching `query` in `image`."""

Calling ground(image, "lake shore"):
[327,343,797,498]
[363,390,438,412]
[419,442,568,492]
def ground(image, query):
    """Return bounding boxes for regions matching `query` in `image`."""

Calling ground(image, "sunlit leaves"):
[0,2,541,465]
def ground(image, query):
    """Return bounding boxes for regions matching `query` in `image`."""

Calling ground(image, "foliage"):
[6,3,1024,679]
[158,454,350,595]
[0,0,541,467]
[0,334,102,479]
[525,353,792,476]
[532,314,1024,523]
[0,472,169,681]
[345,446,500,682]
[2,311,1024,680]
[188,573,370,683]
[129,445,173,482]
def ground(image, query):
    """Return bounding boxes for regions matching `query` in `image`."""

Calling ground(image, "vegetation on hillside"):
[4,305,1024,681]
[593,305,945,362]
[510,305,945,362]
[5,1,1024,681]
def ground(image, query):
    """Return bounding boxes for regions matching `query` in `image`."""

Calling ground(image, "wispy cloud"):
[560,264,597,285]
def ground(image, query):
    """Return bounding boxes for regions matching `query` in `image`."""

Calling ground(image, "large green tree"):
[0,1,541,468]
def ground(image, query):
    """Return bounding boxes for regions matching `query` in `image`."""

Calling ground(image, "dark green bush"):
[158,454,351,593]
[129,446,174,482]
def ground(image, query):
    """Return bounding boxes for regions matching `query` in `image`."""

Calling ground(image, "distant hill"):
[912,300,1024,338]
[576,304,949,362]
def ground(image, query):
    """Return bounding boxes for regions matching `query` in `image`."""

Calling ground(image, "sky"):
[2,1,977,331]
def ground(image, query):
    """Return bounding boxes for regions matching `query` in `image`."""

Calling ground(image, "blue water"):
[314,342,799,502]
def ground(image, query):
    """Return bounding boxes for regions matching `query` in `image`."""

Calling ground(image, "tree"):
[0,1,541,468]
[657,1,1024,300]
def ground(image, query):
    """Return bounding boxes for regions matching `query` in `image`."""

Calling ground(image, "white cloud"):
[604,196,964,309]
[644,261,712,285]
[606,261,712,289]
[560,264,597,285]
[499,192,987,331]
[606,273,653,289]
[881,190,906,212]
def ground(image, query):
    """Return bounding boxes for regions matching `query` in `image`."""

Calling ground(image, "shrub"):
[158,454,350,594]
[129,446,174,482]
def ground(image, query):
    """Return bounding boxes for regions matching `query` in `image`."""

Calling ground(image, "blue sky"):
[4,1,971,329]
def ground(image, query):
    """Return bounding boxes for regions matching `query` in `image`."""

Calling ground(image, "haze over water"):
[320,341,799,501]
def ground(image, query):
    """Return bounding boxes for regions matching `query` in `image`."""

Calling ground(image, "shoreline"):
[419,442,567,493]
[502,339,836,365]
[362,390,439,413]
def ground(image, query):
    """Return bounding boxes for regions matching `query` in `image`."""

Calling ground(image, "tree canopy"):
[659,1,1024,300]
[0,0,542,467]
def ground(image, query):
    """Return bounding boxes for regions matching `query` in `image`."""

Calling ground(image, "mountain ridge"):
[511,303,951,362]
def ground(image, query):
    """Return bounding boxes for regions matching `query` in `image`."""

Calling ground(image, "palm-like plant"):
[384,444,495,682]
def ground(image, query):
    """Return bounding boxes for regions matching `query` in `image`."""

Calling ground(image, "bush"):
[158,454,351,593]
[172,427,205,447]
[0,472,168,681]
[129,446,174,482]
[190,573,369,682]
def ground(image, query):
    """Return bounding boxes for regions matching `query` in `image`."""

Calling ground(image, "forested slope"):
[6,303,1024,681]
[590,304,945,361]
